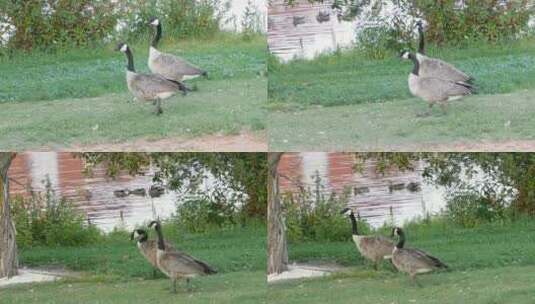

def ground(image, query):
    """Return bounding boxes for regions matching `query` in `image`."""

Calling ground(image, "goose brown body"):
[415,21,473,84]
[341,208,394,270]
[149,221,216,293]
[135,238,176,269]
[148,18,207,82]
[391,227,448,283]
[116,43,187,115]
[402,51,474,114]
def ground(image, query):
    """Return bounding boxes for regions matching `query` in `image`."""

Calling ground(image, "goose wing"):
[397,247,448,270]
[152,52,205,80]
[160,250,217,275]
[361,236,395,258]
[416,77,473,101]
[130,73,181,98]
[140,240,179,267]
[420,57,472,83]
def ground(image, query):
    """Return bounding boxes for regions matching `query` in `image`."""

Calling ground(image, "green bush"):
[11,183,101,248]
[119,0,222,42]
[0,0,223,52]
[282,173,359,242]
[356,25,409,60]
[350,1,532,57]
[445,190,507,228]
[408,0,532,44]
[0,0,118,51]
[174,195,239,233]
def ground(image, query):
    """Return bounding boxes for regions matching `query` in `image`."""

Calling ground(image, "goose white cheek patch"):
[120,44,128,52]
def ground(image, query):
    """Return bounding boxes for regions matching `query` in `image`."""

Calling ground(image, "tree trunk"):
[0,152,18,278]
[267,153,288,275]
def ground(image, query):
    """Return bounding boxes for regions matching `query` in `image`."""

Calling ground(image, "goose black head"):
[148,220,161,230]
[399,49,412,60]
[115,42,129,53]
[416,20,424,29]
[148,17,160,27]
[340,208,353,216]
[391,227,402,237]
[130,229,148,242]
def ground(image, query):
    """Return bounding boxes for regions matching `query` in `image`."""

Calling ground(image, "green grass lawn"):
[0,34,267,150]
[269,89,535,151]
[269,219,535,303]
[268,39,535,150]
[269,39,535,107]
[1,223,267,303]
[269,265,535,304]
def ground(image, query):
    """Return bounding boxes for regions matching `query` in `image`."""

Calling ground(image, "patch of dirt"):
[268,262,345,283]
[0,266,81,288]
[67,131,267,152]
[403,140,535,152]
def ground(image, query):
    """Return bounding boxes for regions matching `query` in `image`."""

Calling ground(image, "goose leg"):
[417,103,434,117]
[172,278,177,293]
[186,278,192,291]
[155,99,163,115]
[410,274,422,287]
[152,268,157,278]
[439,102,448,115]
[177,82,191,96]
[373,262,378,271]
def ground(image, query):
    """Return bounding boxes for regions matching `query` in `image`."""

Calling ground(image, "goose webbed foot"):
[416,111,431,118]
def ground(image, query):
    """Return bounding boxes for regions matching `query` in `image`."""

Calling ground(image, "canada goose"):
[411,21,473,84]
[148,18,207,82]
[148,221,217,293]
[341,208,394,270]
[391,227,448,285]
[115,42,187,115]
[130,228,177,278]
[401,51,474,115]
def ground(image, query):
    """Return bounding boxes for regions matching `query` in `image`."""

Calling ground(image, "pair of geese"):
[130,221,216,293]
[116,18,207,115]
[341,208,448,285]
[401,21,475,116]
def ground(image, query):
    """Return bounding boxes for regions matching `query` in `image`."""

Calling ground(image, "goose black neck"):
[418,25,425,54]
[349,213,358,235]
[396,230,405,249]
[151,23,162,48]
[409,53,419,76]
[125,49,135,72]
[154,224,165,250]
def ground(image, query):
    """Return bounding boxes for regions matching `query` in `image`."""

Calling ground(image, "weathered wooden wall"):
[8,153,175,232]
[278,152,427,226]
[268,0,347,61]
